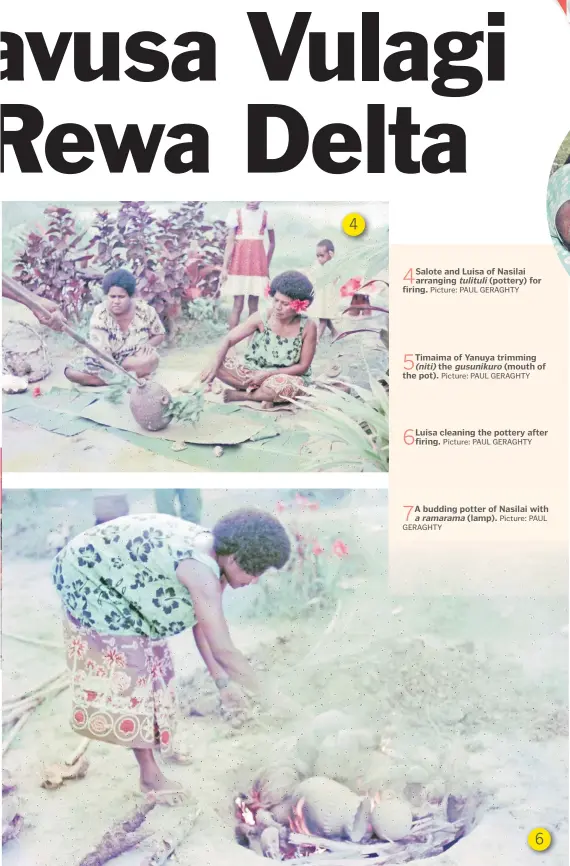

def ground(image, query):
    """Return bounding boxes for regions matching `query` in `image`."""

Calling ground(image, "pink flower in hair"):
[290,299,310,313]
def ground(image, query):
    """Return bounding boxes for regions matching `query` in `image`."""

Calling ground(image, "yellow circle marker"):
[527,828,552,851]
[342,212,366,237]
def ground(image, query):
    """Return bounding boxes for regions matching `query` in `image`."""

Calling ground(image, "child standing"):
[312,239,339,340]
[220,202,276,329]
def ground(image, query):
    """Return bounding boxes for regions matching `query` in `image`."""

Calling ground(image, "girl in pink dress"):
[220,202,276,329]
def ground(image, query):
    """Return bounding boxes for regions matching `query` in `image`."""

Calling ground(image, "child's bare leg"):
[228,296,245,330]
[326,319,338,338]
[318,319,327,339]
[248,295,259,316]
[134,748,181,794]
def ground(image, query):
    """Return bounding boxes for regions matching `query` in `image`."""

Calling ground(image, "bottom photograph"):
[1,488,567,866]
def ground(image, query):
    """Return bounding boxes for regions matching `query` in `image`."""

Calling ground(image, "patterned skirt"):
[64,611,177,752]
[221,355,308,400]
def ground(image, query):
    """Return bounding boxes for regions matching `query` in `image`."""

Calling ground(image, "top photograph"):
[2,200,389,473]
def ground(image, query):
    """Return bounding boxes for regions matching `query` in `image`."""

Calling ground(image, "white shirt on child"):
[225,206,273,240]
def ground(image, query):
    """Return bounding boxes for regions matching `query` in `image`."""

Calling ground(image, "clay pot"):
[296,710,354,775]
[294,777,360,837]
[314,729,375,785]
[129,382,173,431]
[254,764,300,808]
[371,796,413,841]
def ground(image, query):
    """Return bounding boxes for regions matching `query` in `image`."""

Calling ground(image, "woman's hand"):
[219,682,250,712]
[243,370,267,389]
[32,298,66,331]
[200,363,219,384]
[219,267,228,285]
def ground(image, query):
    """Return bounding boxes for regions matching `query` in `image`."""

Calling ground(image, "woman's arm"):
[192,623,228,683]
[176,560,261,694]
[267,229,276,269]
[201,313,262,383]
[2,276,66,330]
[145,305,166,349]
[148,333,165,348]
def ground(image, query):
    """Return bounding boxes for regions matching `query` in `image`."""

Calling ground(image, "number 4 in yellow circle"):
[342,213,366,237]
[528,828,552,851]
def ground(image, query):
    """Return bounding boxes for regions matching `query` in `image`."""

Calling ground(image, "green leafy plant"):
[12,206,99,320]
[103,378,204,424]
[167,388,205,424]
[248,494,351,620]
[295,367,389,472]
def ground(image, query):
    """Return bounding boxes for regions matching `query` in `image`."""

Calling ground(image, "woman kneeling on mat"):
[64,268,165,386]
[52,509,291,800]
[201,270,317,404]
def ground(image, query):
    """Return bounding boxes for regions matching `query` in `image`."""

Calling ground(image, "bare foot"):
[161,747,192,766]
[260,401,275,410]
[140,766,183,795]
[223,389,246,403]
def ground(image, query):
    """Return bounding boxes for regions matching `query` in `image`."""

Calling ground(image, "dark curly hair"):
[102,268,136,296]
[317,238,335,253]
[268,270,314,304]
[212,509,291,575]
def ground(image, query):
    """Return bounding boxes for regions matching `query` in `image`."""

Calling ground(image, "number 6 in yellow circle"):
[528,828,552,851]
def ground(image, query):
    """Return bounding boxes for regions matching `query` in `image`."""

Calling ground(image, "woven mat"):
[78,400,267,445]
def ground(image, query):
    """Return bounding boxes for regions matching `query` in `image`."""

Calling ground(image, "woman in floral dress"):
[64,268,165,386]
[52,509,291,798]
[201,271,317,404]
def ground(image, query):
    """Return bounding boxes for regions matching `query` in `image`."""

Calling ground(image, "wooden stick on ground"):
[2,711,34,756]
[3,679,69,719]
[3,678,71,756]
[65,739,90,766]
[77,796,157,866]
[2,632,63,651]
[143,808,201,866]
[3,671,68,706]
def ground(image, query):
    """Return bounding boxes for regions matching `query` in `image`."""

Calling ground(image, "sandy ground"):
[2,300,388,473]
[2,496,567,866]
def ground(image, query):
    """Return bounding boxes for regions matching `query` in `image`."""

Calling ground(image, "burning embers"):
[234,711,482,861]
[236,778,480,861]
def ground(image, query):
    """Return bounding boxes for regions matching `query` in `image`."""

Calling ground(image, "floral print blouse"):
[52,515,220,639]
[88,299,165,364]
[244,314,312,383]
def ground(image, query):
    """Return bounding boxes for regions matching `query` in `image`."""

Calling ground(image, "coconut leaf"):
[295,371,389,472]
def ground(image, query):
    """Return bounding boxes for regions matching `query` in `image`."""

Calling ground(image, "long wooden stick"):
[3,273,142,388]
[65,739,90,766]
[2,631,62,651]
[78,797,156,866]
[143,809,201,865]
[2,710,33,755]
[3,670,68,706]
